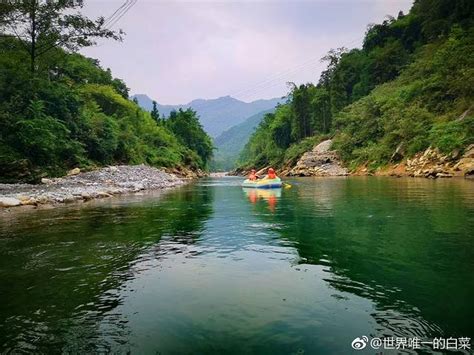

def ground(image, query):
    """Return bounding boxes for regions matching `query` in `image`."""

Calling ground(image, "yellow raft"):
[241,177,282,189]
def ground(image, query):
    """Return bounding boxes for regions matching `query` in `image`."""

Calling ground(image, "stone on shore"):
[67,168,81,176]
[0,165,186,209]
[285,139,348,177]
[0,197,21,207]
[402,145,474,178]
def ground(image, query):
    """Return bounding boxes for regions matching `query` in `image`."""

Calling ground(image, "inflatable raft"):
[241,177,282,189]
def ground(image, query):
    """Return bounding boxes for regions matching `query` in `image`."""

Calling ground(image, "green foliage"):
[0,0,121,73]
[0,40,213,182]
[151,101,160,122]
[333,25,474,165]
[429,116,474,154]
[239,0,474,171]
[212,109,272,171]
[165,109,214,170]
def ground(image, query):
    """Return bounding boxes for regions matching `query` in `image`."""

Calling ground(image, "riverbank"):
[352,145,474,178]
[0,165,187,208]
[233,141,474,179]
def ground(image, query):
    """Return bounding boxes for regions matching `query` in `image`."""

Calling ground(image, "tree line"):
[0,0,213,182]
[239,0,473,171]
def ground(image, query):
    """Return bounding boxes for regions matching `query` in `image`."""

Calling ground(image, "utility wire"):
[146,34,364,120]
[103,0,132,28]
[183,35,364,114]
[105,0,137,30]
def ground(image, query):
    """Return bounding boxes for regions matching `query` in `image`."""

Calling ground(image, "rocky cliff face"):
[372,144,474,178]
[406,146,473,177]
[281,140,474,179]
[282,140,348,177]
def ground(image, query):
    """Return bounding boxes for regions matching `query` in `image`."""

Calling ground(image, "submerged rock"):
[286,139,348,177]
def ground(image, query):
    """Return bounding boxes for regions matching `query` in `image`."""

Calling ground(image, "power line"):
[103,0,137,31]
[109,0,137,29]
[104,0,131,28]
[147,34,365,119]
[157,35,364,117]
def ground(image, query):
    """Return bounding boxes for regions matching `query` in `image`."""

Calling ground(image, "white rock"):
[0,197,21,207]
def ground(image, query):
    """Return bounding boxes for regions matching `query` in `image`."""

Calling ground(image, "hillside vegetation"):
[0,1,213,182]
[238,0,474,172]
[212,109,274,171]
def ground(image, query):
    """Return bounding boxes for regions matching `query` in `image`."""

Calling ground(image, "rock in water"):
[287,139,348,177]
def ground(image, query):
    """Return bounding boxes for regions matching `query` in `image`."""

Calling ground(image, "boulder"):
[67,168,81,176]
[287,139,348,177]
[20,198,37,206]
[0,197,21,207]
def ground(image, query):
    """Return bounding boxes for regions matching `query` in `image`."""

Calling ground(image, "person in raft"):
[265,168,277,180]
[248,169,259,181]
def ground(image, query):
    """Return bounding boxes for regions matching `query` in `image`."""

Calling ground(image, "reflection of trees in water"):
[0,185,214,353]
[262,178,474,338]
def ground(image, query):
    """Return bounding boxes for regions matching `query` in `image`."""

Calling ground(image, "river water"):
[0,177,473,354]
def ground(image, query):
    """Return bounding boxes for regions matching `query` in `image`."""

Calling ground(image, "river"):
[0,177,473,354]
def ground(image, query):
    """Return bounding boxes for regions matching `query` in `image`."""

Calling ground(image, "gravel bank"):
[0,165,186,208]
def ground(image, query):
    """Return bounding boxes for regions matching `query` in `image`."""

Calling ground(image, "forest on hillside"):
[0,1,213,183]
[239,0,474,171]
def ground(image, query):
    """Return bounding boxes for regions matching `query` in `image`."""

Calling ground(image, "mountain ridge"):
[132,94,283,137]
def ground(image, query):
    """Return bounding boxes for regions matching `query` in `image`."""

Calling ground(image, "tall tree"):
[0,0,122,74]
[151,100,160,122]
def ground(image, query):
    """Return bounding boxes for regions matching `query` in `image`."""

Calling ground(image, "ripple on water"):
[0,177,473,353]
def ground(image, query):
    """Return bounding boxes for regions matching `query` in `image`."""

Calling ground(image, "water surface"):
[0,177,473,354]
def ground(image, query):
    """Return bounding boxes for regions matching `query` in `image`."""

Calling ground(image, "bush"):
[429,116,474,153]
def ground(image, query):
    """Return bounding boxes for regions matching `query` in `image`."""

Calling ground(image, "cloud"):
[81,0,413,103]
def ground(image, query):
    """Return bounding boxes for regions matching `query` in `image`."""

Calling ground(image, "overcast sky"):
[81,0,413,104]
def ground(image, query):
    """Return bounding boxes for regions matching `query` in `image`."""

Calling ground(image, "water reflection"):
[0,177,473,354]
[243,187,281,212]
[0,185,214,353]
[263,177,474,340]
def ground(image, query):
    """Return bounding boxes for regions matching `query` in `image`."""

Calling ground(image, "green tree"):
[166,109,214,169]
[0,0,122,74]
[151,100,160,122]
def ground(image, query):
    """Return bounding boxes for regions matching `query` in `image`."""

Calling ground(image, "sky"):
[81,0,413,104]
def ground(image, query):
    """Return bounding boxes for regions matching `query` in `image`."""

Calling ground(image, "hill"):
[212,109,273,171]
[132,94,282,137]
[239,0,474,176]
[0,48,212,182]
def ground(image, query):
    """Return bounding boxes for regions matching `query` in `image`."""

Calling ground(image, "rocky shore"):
[355,145,474,178]
[281,139,348,177]
[234,140,474,180]
[0,165,186,208]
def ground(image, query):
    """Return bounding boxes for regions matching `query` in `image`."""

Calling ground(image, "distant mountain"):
[212,109,273,171]
[132,94,180,117]
[132,94,283,137]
